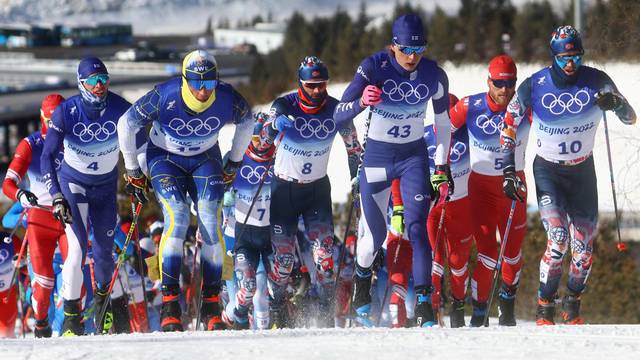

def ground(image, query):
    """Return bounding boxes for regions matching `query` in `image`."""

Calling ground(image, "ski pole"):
[602,110,626,252]
[334,103,374,303]
[483,199,516,327]
[3,209,27,244]
[3,231,28,303]
[97,201,143,333]
[130,200,150,330]
[185,240,199,327]
[431,201,448,327]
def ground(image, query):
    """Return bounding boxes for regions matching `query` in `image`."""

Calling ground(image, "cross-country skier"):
[2,93,65,337]
[264,55,361,328]
[500,26,636,325]
[225,112,275,329]
[117,49,253,331]
[425,94,474,328]
[0,231,20,338]
[334,14,452,327]
[450,55,528,326]
[41,58,133,336]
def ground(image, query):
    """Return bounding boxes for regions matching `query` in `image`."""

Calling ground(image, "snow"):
[214,61,640,213]
[1,324,639,359]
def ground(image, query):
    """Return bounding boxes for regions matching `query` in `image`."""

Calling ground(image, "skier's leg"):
[425,203,444,312]
[148,151,190,331]
[233,224,262,329]
[534,156,570,325]
[563,158,598,324]
[58,177,90,335]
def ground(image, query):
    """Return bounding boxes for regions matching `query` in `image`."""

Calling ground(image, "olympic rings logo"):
[294,117,336,140]
[427,141,467,162]
[240,165,272,185]
[72,121,117,142]
[450,141,467,162]
[475,114,504,135]
[0,249,9,263]
[382,79,429,105]
[168,117,221,137]
[541,90,590,115]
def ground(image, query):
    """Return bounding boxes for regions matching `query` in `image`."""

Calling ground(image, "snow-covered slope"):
[1,325,638,359]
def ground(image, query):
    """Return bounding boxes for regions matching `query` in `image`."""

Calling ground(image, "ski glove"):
[596,90,623,111]
[52,193,72,224]
[431,164,454,205]
[503,166,526,202]
[222,159,242,185]
[360,85,383,107]
[390,205,405,236]
[124,169,149,204]
[17,189,38,208]
[272,114,295,133]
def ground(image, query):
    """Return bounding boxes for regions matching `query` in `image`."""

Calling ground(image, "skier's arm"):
[597,71,636,125]
[449,96,470,133]
[432,67,452,166]
[263,97,291,143]
[338,121,362,180]
[117,88,161,172]
[2,138,32,201]
[41,107,65,197]
[500,77,533,169]
[228,89,253,163]
[334,57,376,127]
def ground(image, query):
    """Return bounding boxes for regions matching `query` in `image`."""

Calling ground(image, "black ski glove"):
[502,166,526,202]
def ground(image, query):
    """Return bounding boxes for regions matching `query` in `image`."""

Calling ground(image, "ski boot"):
[535,296,556,325]
[351,265,373,327]
[94,287,113,334]
[469,299,487,327]
[562,292,584,325]
[61,299,84,337]
[269,301,290,329]
[233,308,250,330]
[111,295,132,334]
[34,317,52,338]
[160,285,183,332]
[200,286,226,330]
[414,286,436,327]
[498,283,517,326]
[449,298,466,328]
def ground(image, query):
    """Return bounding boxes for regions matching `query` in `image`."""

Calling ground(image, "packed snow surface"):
[1,324,639,360]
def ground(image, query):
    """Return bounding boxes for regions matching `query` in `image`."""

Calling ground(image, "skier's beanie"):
[488,55,517,80]
[392,14,426,46]
[77,57,108,79]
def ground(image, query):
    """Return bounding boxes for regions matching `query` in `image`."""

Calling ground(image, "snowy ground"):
[1,323,639,360]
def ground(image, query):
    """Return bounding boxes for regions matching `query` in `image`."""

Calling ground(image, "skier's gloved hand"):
[360,85,383,107]
[502,166,526,202]
[596,90,624,111]
[52,193,72,224]
[431,164,453,206]
[223,190,236,207]
[124,168,149,204]
[16,189,38,208]
[390,205,405,236]
[222,159,242,185]
[272,114,295,133]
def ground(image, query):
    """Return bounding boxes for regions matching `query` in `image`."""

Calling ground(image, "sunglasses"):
[83,74,109,87]
[395,42,427,55]
[491,79,517,88]
[555,54,583,68]
[301,81,328,89]
[186,78,218,90]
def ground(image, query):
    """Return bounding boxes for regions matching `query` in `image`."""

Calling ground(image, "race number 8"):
[558,140,582,155]
[302,162,313,174]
